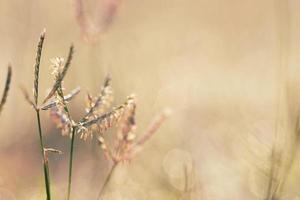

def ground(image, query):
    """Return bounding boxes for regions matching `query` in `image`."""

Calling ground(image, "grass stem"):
[36,110,51,200]
[97,163,117,200]
[67,126,76,200]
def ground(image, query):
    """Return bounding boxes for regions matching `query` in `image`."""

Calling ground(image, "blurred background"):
[0,0,300,199]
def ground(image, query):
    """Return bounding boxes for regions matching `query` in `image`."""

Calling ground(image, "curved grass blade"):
[0,65,12,115]
[20,86,37,109]
[41,86,81,110]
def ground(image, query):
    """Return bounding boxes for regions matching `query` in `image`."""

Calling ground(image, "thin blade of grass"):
[96,163,117,200]
[41,86,80,110]
[0,65,12,115]
[20,85,36,109]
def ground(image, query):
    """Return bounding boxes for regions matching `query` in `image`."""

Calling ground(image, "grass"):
[95,109,169,199]
[18,30,168,200]
[21,30,74,200]
[31,30,52,200]
[0,65,12,116]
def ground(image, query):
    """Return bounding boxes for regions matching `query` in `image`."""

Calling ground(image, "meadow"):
[1,0,300,199]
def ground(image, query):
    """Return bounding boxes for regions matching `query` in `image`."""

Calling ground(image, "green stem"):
[97,163,117,200]
[36,110,51,200]
[67,126,76,200]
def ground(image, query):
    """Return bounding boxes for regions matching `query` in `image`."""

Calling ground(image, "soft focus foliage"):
[1,0,300,199]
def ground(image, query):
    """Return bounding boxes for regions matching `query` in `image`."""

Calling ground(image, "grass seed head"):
[33,30,46,106]
[43,45,74,104]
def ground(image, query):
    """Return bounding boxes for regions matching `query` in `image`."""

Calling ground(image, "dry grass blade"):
[20,85,36,109]
[96,163,117,200]
[34,30,46,106]
[44,148,63,154]
[41,86,81,110]
[0,65,12,115]
[44,148,63,163]
[43,45,74,104]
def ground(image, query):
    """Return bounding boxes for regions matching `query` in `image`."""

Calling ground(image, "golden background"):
[0,0,300,199]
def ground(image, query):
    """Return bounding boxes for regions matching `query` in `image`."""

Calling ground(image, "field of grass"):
[1,0,300,199]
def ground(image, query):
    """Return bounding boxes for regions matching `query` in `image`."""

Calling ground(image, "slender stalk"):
[97,163,117,200]
[67,126,76,200]
[36,110,51,200]
[55,86,76,200]
[31,30,51,200]
[0,65,12,115]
